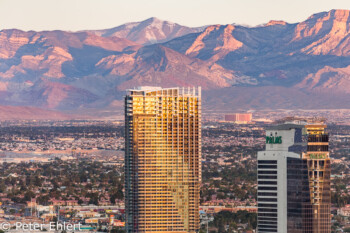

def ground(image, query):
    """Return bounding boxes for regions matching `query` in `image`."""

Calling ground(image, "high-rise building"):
[257,122,331,233]
[124,86,201,233]
[302,124,331,233]
[257,124,307,233]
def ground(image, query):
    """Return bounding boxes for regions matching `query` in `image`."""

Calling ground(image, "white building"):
[257,124,306,233]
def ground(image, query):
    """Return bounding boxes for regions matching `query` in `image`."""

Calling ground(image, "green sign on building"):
[308,153,326,159]
[266,136,282,144]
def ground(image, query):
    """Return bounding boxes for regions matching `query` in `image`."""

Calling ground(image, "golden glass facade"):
[125,87,201,233]
[302,124,331,233]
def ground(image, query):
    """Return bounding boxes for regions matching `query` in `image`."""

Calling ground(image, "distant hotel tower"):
[124,86,201,233]
[302,124,331,233]
[257,121,331,233]
[224,113,252,123]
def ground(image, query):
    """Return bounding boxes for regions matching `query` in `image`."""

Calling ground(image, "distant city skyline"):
[1,0,350,31]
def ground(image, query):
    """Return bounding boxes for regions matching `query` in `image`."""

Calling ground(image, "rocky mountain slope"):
[85,17,205,45]
[163,10,350,87]
[0,10,349,115]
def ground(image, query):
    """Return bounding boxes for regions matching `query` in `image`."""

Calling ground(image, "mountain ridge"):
[84,17,206,45]
[0,9,349,116]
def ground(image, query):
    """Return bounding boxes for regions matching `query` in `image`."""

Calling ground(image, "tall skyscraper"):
[257,121,331,233]
[302,124,331,233]
[124,86,201,233]
[257,124,307,233]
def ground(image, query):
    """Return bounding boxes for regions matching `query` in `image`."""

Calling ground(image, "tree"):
[37,195,50,205]
[88,192,99,205]
[34,175,42,187]
[0,180,6,192]
[23,190,35,202]
[110,227,125,233]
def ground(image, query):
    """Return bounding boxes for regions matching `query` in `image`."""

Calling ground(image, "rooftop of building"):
[266,123,305,131]
[126,86,201,97]
[275,116,326,125]
[128,86,163,91]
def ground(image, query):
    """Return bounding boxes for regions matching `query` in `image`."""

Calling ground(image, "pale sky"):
[0,0,349,31]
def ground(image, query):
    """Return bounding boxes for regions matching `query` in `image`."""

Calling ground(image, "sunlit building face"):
[302,125,331,233]
[124,86,201,233]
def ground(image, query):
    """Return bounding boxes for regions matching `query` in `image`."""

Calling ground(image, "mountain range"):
[0,9,350,119]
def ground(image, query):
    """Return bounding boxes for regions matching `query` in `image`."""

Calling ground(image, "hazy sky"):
[1,0,350,31]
